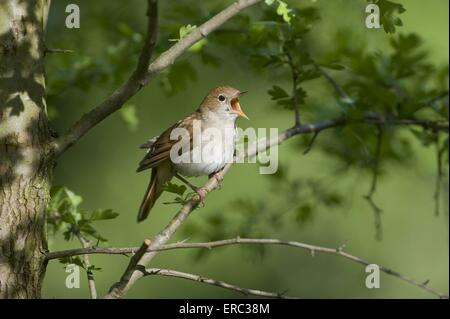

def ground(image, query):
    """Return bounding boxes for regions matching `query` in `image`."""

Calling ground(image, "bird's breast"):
[173,122,236,177]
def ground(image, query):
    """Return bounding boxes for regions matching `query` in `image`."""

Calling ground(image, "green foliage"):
[373,0,406,34]
[265,0,293,24]
[161,181,196,206]
[47,186,119,243]
[179,24,197,40]
[162,182,187,196]
[58,256,102,272]
[46,21,144,123]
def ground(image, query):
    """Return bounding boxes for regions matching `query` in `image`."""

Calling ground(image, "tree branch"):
[73,230,97,299]
[143,267,295,299]
[53,0,262,156]
[46,236,448,298]
[107,239,151,295]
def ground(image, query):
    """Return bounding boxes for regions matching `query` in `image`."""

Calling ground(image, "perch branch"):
[53,0,262,156]
[143,267,294,299]
[47,236,448,298]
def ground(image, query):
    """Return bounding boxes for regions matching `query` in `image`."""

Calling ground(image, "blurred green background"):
[42,0,448,298]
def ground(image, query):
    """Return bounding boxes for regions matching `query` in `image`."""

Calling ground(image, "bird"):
[136,86,248,222]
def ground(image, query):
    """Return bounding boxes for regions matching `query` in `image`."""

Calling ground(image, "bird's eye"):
[218,95,226,102]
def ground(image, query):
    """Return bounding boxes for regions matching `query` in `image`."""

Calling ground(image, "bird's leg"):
[174,174,207,205]
[209,170,224,189]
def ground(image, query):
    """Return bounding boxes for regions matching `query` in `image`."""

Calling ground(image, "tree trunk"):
[0,0,52,298]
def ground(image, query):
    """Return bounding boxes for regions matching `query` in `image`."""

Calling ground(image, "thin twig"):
[316,65,354,106]
[144,267,295,299]
[365,115,448,133]
[44,48,74,55]
[46,236,448,298]
[285,50,301,125]
[363,124,383,240]
[73,230,97,299]
[303,131,320,155]
[434,136,447,216]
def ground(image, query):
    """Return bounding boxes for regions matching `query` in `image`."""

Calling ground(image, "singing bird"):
[136,86,248,222]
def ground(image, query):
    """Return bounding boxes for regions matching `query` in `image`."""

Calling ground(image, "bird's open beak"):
[231,91,249,120]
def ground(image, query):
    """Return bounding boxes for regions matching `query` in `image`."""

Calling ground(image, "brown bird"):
[136,86,248,222]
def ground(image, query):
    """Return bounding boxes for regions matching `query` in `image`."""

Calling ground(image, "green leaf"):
[376,0,406,34]
[87,265,102,272]
[268,85,289,100]
[162,182,187,196]
[163,196,189,205]
[90,209,119,221]
[276,1,292,24]
[79,223,108,243]
[65,188,82,207]
[179,24,197,39]
[410,129,436,147]
[60,212,76,225]
[189,38,207,52]
[59,256,85,269]
[265,0,276,5]
[119,103,139,131]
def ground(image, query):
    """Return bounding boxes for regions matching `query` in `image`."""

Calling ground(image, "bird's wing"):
[139,136,159,149]
[137,112,200,172]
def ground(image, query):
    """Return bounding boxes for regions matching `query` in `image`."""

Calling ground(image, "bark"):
[0,0,52,298]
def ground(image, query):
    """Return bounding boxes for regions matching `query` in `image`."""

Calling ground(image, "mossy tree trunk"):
[0,0,52,298]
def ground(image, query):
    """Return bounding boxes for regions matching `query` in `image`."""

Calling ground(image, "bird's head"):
[199,86,249,121]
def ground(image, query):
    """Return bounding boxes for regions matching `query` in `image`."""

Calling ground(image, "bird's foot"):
[195,187,207,206]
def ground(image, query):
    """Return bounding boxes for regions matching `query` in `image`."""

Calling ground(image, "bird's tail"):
[137,164,173,222]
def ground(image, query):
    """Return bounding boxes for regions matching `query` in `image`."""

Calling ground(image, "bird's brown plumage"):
[137,86,246,222]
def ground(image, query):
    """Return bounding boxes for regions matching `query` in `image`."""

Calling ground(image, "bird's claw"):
[210,172,224,189]
[195,187,207,206]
